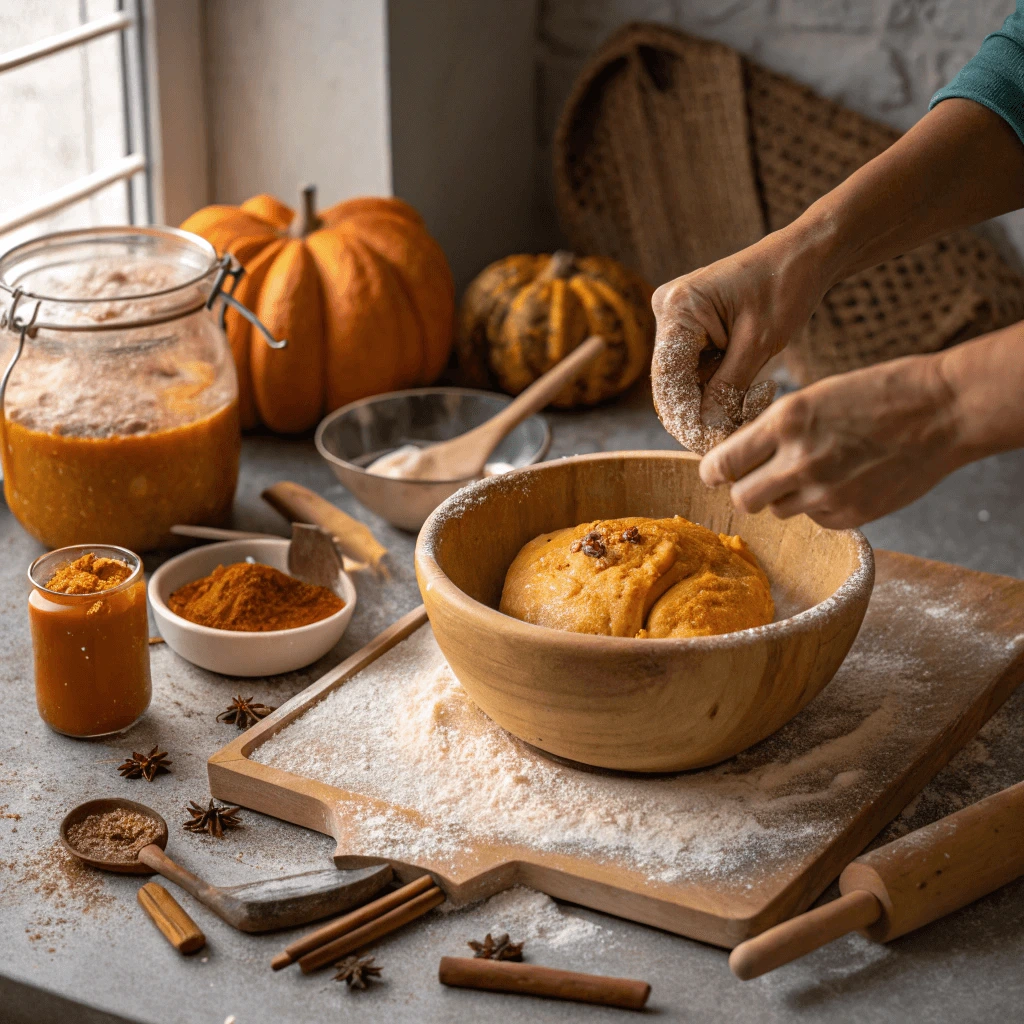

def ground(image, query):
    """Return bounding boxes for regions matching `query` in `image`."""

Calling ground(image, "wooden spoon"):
[60,798,392,932]
[370,335,607,482]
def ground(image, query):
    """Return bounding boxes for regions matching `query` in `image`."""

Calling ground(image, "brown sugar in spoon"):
[60,798,392,932]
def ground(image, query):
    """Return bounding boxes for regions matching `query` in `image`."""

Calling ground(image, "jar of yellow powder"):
[28,545,151,737]
[0,227,280,552]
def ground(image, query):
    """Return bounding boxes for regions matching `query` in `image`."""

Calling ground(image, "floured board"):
[208,551,1024,947]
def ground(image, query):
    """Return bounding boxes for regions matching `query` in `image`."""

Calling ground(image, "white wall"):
[198,0,1024,284]
[203,0,392,213]
[388,0,540,290]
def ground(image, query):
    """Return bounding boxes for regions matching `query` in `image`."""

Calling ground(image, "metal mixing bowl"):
[314,388,551,532]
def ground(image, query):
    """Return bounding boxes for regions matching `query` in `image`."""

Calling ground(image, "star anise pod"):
[334,954,382,990]
[468,932,524,961]
[117,745,172,782]
[182,799,242,838]
[216,695,277,730]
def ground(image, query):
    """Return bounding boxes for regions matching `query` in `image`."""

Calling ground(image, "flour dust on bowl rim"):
[414,451,874,773]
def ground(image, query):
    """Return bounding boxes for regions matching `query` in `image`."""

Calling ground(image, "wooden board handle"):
[137,882,205,954]
[262,481,389,575]
[729,890,880,980]
[438,957,651,1010]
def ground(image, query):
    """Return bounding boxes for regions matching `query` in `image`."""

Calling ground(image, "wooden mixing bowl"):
[415,451,874,773]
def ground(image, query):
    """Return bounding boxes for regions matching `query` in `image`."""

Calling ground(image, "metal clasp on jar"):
[0,253,287,419]
[206,253,287,351]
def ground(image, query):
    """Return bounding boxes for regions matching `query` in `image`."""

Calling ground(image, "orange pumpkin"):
[181,187,455,432]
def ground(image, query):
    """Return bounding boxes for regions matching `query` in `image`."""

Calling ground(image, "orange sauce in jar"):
[4,399,239,553]
[28,546,151,737]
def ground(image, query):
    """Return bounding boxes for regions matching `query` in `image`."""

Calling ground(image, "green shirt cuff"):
[931,32,1024,150]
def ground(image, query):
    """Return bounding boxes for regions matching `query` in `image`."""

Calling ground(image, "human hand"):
[651,226,831,454]
[698,354,961,528]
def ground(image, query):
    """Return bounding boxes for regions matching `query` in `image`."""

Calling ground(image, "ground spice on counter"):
[65,809,162,863]
[168,562,343,632]
[45,553,132,594]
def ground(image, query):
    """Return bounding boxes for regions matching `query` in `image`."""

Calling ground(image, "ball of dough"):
[499,516,773,639]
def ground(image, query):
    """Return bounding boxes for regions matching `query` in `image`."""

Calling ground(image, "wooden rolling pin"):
[730,780,1024,980]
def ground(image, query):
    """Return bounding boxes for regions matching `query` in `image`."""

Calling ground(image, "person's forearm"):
[938,320,1024,465]
[784,98,1024,289]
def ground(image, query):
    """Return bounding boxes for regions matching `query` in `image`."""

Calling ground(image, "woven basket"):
[554,24,1024,383]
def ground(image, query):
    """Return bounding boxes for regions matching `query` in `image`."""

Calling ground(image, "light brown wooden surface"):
[729,889,881,980]
[415,452,873,772]
[395,336,606,482]
[207,549,1024,948]
[137,882,206,954]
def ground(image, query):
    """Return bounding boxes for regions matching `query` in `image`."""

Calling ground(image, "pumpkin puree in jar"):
[29,551,151,737]
[2,360,239,552]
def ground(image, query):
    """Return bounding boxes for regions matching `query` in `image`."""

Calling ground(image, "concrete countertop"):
[2,387,1022,1024]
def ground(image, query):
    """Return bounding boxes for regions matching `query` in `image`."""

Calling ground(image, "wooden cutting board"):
[208,551,1024,948]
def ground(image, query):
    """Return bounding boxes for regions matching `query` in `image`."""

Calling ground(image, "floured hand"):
[652,323,776,455]
[650,226,830,455]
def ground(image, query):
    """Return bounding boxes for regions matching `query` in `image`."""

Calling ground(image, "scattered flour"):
[440,886,604,951]
[254,570,1023,892]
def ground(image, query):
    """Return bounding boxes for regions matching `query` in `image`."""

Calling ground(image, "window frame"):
[0,0,209,238]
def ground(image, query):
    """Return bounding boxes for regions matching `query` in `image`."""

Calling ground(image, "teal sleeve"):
[930,4,1024,149]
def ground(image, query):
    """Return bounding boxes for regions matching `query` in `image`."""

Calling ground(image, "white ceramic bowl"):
[148,539,356,677]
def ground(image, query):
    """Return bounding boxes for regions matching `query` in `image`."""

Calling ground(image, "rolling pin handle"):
[729,889,882,981]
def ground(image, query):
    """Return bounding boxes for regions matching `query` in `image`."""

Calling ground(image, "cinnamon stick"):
[298,886,445,973]
[137,882,205,954]
[272,873,435,970]
[438,958,651,1011]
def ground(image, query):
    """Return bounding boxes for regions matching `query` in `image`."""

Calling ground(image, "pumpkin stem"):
[538,250,576,282]
[290,184,322,238]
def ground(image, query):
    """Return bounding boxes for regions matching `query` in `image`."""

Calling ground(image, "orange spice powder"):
[168,562,343,632]
[46,553,132,594]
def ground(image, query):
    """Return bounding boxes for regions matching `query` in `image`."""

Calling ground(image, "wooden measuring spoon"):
[60,798,392,932]
[369,335,607,482]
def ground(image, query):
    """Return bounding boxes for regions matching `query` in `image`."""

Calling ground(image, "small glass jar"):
[28,544,151,737]
[0,227,244,552]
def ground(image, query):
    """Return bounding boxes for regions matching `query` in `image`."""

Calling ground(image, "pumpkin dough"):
[499,516,773,639]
